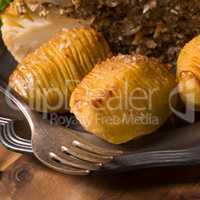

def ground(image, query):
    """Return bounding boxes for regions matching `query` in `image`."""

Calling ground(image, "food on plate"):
[9,27,112,112]
[20,0,200,65]
[177,35,200,110]
[1,0,90,62]
[1,0,196,145]
[70,55,176,144]
[2,0,200,65]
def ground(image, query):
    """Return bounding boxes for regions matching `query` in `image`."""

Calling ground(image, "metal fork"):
[0,80,123,175]
[0,117,33,153]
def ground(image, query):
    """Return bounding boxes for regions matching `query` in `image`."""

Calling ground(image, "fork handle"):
[0,128,33,154]
[0,78,33,153]
[0,78,35,130]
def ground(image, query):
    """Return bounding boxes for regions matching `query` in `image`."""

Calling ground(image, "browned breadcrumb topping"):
[21,0,200,65]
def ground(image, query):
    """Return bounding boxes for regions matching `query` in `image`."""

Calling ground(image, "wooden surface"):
[1,156,200,200]
[0,144,20,171]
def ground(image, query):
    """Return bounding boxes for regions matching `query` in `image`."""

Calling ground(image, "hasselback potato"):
[9,27,112,112]
[177,35,200,110]
[70,55,176,144]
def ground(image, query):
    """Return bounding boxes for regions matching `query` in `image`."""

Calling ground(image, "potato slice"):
[9,27,112,112]
[70,55,176,144]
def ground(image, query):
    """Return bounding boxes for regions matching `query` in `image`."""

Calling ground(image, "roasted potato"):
[1,0,90,62]
[9,27,112,112]
[177,35,200,110]
[70,55,176,144]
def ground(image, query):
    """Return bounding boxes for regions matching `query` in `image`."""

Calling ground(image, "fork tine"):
[47,161,90,176]
[68,128,123,156]
[72,139,123,156]
[62,146,113,163]
[49,152,100,170]
[36,153,90,175]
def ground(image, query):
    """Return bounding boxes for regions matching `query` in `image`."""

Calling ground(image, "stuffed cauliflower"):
[1,0,90,62]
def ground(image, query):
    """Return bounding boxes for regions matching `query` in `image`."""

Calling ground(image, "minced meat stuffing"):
[26,0,200,66]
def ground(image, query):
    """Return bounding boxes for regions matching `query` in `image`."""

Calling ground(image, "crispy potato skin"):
[177,35,200,110]
[9,27,112,112]
[70,55,176,144]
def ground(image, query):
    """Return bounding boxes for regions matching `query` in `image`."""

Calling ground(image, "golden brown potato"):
[9,27,112,112]
[177,35,200,110]
[70,55,176,144]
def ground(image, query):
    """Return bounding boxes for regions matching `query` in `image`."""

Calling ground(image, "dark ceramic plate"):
[1,35,200,175]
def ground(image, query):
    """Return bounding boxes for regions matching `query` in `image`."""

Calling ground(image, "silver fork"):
[0,79,123,175]
[0,117,33,153]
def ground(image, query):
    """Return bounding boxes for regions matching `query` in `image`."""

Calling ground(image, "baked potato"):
[9,27,112,112]
[70,55,176,144]
[177,35,200,110]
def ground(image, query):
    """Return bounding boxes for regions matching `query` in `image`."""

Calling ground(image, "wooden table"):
[1,155,200,200]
